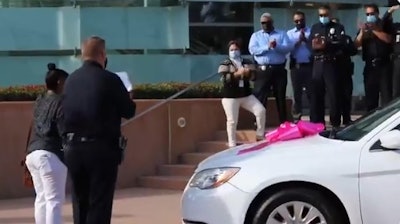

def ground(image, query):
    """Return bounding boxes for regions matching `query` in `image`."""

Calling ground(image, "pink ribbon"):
[237,121,324,155]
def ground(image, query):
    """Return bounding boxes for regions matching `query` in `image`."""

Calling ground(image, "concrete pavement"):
[0,188,182,224]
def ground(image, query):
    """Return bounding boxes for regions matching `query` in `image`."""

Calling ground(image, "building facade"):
[0,0,393,97]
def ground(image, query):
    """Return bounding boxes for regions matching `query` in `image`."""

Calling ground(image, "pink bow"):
[237,121,324,155]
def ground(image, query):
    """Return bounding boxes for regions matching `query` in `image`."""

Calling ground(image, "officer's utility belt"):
[295,62,312,68]
[258,63,285,71]
[66,133,97,142]
[313,55,336,62]
[365,58,389,67]
[391,53,400,60]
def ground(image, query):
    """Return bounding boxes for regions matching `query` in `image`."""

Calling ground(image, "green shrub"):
[0,82,224,101]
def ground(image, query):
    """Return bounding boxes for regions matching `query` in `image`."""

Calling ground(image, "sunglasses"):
[294,19,304,23]
[366,13,375,16]
[261,21,270,24]
[319,14,328,17]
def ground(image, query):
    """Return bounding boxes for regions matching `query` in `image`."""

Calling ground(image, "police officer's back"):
[331,17,358,125]
[62,36,136,224]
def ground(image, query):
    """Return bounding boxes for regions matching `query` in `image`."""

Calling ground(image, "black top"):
[27,93,64,161]
[356,19,392,61]
[218,58,253,98]
[308,21,346,57]
[62,60,136,142]
[382,11,400,54]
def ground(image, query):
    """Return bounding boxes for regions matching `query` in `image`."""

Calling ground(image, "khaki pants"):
[222,95,266,147]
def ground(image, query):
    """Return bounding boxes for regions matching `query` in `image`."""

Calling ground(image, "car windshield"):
[333,99,400,141]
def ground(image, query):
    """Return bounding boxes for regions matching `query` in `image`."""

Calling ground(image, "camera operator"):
[382,4,400,99]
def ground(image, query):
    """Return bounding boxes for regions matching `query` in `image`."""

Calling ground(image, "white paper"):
[115,71,133,92]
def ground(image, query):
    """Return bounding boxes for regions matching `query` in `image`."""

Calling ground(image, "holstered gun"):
[118,135,128,164]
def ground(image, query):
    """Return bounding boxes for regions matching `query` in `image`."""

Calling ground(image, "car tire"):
[250,188,348,224]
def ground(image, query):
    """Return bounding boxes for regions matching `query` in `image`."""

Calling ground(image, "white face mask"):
[229,50,240,59]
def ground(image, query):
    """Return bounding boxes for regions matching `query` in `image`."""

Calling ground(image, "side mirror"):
[379,130,400,150]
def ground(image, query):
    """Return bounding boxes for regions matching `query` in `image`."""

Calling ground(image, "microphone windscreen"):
[388,0,400,6]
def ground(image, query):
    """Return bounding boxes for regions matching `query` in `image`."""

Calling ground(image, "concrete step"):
[214,128,276,141]
[214,130,258,142]
[138,176,190,191]
[179,152,214,165]
[197,140,251,153]
[158,164,196,176]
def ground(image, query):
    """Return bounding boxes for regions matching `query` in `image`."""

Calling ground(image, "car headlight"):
[189,167,240,190]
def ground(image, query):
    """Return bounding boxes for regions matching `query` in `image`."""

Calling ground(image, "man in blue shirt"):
[287,10,312,121]
[248,12,292,123]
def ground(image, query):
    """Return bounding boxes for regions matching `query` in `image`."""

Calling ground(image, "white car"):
[181,100,400,224]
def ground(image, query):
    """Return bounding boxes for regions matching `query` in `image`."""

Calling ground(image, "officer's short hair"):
[81,36,106,59]
[319,5,331,11]
[260,12,272,19]
[293,10,305,17]
[364,3,379,14]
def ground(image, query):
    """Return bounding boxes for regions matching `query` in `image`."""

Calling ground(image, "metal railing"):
[122,71,220,126]
[121,72,220,163]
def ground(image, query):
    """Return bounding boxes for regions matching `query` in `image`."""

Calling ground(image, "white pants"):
[25,150,67,224]
[222,95,266,147]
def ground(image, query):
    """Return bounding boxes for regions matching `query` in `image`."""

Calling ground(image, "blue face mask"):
[319,16,329,25]
[229,50,240,59]
[366,15,377,23]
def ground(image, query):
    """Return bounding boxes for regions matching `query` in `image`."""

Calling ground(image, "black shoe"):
[343,120,353,126]
[329,126,339,139]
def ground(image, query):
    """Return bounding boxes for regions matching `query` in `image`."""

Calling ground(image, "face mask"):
[366,15,377,23]
[262,21,273,32]
[295,22,306,30]
[319,16,329,25]
[229,50,240,59]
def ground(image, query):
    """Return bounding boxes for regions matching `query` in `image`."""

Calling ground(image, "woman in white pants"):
[218,40,267,147]
[25,63,69,224]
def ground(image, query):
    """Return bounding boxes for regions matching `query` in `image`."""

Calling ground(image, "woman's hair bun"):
[47,63,56,71]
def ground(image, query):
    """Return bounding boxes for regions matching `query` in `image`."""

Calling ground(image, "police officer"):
[331,17,358,125]
[62,36,136,224]
[355,4,393,112]
[382,4,400,99]
[287,10,312,121]
[308,5,346,130]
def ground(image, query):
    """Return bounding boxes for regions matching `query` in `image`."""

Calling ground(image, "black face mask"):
[262,21,273,32]
[295,22,306,30]
[104,57,108,69]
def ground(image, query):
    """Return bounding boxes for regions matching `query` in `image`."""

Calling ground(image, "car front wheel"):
[250,188,347,224]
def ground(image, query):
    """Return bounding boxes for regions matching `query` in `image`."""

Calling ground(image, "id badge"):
[239,79,244,88]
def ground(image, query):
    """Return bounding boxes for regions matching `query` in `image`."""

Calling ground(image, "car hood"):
[196,134,345,171]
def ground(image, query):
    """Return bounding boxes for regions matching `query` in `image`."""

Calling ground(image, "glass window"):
[189,26,253,55]
[334,99,400,141]
[189,2,253,23]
